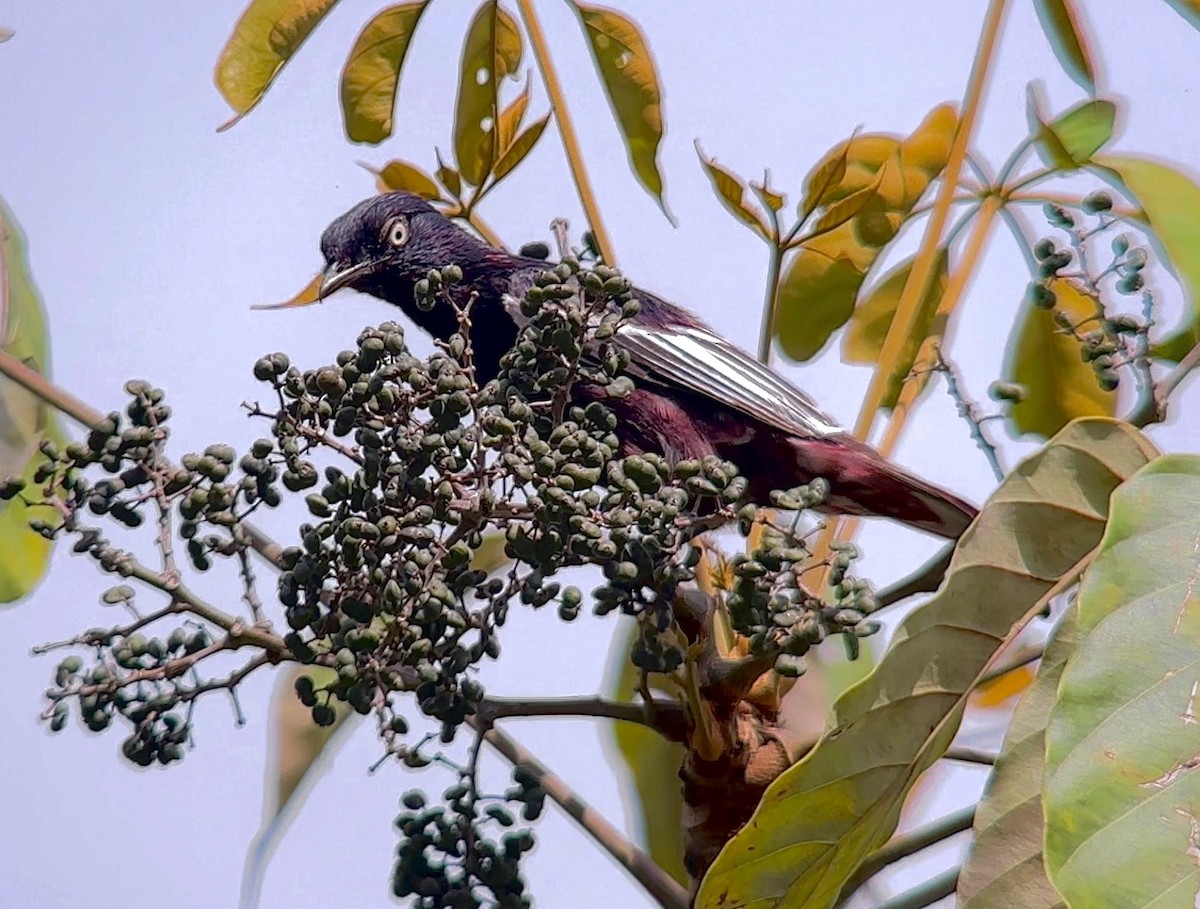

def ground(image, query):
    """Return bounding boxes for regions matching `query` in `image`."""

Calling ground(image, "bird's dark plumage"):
[319,192,978,539]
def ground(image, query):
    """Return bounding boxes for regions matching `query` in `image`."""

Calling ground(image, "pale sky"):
[3,3,1200,908]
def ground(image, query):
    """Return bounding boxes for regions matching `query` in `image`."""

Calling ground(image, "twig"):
[1129,337,1200,428]
[932,346,1005,481]
[475,719,688,909]
[870,867,961,909]
[478,695,683,729]
[0,348,285,570]
[943,745,996,765]
[875,544,957,608]
[516,0,616,265]
[839,806,975,901]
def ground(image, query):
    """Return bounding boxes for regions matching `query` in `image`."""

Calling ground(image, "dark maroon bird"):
[318,192,977,539]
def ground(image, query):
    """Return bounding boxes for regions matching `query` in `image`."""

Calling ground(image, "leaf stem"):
[839,806,975,900]
[756,242,785,364]
[870,867,961,909]
[516,0,616,264]
[476,720,688,909]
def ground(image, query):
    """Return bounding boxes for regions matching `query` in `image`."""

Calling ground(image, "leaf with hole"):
[340,2,429,144]
[454,0,522,187]
[694,419,1158,909]
[573,1,669,217]
[1003,278,1116,439]
[1045,455,1200,909]
[215,0,341,128]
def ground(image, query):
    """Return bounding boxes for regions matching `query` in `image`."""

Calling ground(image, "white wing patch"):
[617,324,843,439]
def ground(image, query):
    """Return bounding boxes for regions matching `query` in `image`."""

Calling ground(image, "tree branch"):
[838,807,974,903]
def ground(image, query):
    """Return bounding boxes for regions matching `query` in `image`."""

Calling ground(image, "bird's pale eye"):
[384,216,410,248]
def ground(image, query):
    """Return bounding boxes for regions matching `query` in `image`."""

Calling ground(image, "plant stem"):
[944,745,996,765]
[839,806,975,900]
[478,694,683,728]
[517,0,616,265]
[1128,337,1200,427]
[476,719,689,909]
[871,867,961,909]
[756,242,785,364]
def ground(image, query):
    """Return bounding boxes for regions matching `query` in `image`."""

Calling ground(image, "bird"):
[317,191,977,539]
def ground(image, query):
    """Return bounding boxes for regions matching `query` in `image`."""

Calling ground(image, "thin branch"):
[875,544,956,608]
[478,695,684,729]
[932,346,1005,481]
[756,241,786,365]
[516,0,616,265]
[839,806,975,901]
[1129,337,1200,428]
[475,719,688,909]
[870,867,961,909]
[943,745,996,765]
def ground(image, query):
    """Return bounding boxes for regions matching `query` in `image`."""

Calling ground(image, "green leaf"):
[694,143,769,238]
[339,2,429,144]
[1028,91,1116,170]
[842,248,949,410]
[0,197,61,605]
[214,0,340,128]
[694,419,1158,909]
[242,665,357,904]
[775,104,957,362]
[957,606,1076,909]
[368,159,443,200]
[1003,278,1116,439]
[1093,154,1200,361]
[495,74,531,153]
[453,1,522,187]
[492,113,549,183]
[1032,0,1098,94]
[1159,0,1200,31]
[1044,455,1200,909]
[573,2,669,217]
[606,624,688,886]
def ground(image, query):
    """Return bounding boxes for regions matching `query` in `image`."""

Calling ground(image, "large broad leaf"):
[842,248,949,409]
[1093,155,1200,362]
[956,606,1076,909]
[1028,93,1116,170]
[775,104,957,362]
[606,623,688,886]
[340,2,429,144]
[573,2,668,216]
[214,0,340,128]
[454,1,522,187]
[1003,278,1117,439]
[1032,0,1097,94]
[0,198,61,604]
[694,419,1158,909]
[241,665,358,906]
[1044,455,1200,909]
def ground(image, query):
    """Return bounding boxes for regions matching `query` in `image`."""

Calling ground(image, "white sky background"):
[2,2,1200,908]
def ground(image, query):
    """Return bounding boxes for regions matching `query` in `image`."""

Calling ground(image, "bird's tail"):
[791,436,978,540]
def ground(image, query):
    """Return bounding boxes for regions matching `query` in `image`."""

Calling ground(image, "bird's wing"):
[615,322,843,439]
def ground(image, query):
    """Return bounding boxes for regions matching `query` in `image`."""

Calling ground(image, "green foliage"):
[1044,455,1200,909]
[454,2,523,188]
[340,2,429,144]
[1032,0,1098,94]
[956,606,1076,909]
[695,419,1157,909]
[0,197,61,604]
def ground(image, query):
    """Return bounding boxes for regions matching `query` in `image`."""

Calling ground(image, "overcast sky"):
[3,3,1200,908]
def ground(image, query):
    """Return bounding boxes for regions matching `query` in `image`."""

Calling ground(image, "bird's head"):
[318,192,486,304]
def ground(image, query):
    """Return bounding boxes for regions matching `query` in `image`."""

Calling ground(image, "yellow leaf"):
[799,144,848,220]
[843,249,949,409]
[453,1,522,187]
[574,2,669,216]
[435,149,462,198]
[495,75,530,154]
[251,272,323,311]
[340,2,430,144]
[695,143,768,238]
[370,159,443,199]
[1004,279,1117,439]
[214,0,340,128]
[971,662,1037,709]
[493,113,549,183]
[775,105,957,362]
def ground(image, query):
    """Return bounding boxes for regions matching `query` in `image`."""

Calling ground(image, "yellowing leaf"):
[1093,154,1200,361]
[695,419,1158,909]
[1158,0,1200,32]
[776,105,957,362]
[493,113,549,183]
[251,273,323,311]
[1028,91,1116,170]
[1004,279,1116,439]
[454,1,522,187]
[842,249,949,409]
[370,159,443,199]
[695,143,768,238]
[215,0,340,128]
[1033,0,1098,94]
[0,197,61,605]
[495,75,530,154]
[435,149,463,198]
[574,2,668,216]
[799,145,849,221]
[340,2,429,144]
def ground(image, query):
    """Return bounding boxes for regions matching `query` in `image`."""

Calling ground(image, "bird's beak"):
[319,260,374,300]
